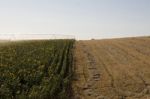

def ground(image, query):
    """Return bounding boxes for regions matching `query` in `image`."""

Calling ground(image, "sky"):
[0,0,150,40]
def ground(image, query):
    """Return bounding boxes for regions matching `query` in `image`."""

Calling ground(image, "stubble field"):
[72,37,150,99]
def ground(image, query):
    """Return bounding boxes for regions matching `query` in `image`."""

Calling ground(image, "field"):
[0,37,150,99]
[72,37,150,99]
[0,40,74,99]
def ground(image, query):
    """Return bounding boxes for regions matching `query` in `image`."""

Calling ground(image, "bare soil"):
[72,37,150,99]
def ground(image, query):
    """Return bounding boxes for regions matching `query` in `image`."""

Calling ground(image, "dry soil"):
[72,37,150,99]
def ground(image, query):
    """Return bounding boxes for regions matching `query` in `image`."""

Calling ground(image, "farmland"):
[0,37,150,99]
[0,40,74,99]
[72,37,150,99]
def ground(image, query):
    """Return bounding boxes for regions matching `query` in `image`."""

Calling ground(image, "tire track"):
[81,42,102,99]
[73,37,150,99]
[85,40,150,98]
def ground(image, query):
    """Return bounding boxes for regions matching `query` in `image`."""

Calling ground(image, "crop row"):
[0,39,74,99]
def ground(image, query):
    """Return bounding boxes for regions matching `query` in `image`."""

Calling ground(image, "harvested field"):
[72,37,150,99]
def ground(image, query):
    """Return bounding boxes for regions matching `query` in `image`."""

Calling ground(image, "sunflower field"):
[0,39,74,99]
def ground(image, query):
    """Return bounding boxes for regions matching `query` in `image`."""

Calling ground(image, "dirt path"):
[72,37,150,99]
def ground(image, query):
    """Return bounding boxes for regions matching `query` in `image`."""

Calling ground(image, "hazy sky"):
[0,0,150,39]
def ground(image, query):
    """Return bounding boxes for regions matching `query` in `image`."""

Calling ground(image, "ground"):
[72,37,150,99]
